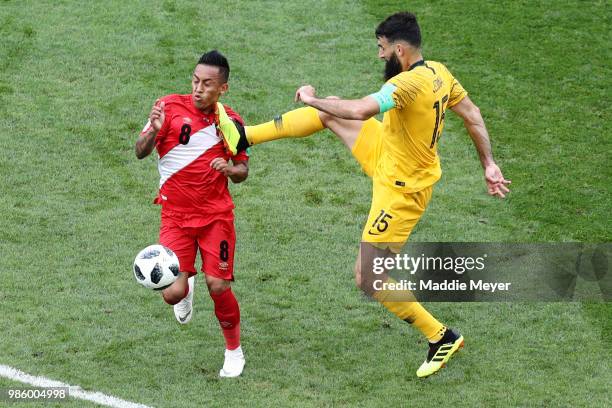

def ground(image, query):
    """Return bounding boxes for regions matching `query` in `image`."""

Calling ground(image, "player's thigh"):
[361,182,433,251]
[197,219,236,281]
[159,216,198,276]
[319,110,364,150]
[350,118,382,178]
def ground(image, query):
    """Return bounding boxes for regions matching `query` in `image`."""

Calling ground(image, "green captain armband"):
[369,83,397,113]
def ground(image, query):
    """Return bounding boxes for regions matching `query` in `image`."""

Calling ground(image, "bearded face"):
[384,52,403,81]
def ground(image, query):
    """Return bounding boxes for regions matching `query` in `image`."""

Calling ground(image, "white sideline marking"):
[0,364,153,408]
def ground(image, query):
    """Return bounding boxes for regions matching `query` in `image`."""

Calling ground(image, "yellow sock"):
[245,107,324,145]
[373,277,446,342]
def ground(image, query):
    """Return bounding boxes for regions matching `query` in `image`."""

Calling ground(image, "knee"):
[162,285,185,305]
[354,263,365,290]
[317,109,332,128]
[206,276,230,295]
[161,272,189,305]
[355,276,370,294]
[354,260,376,296]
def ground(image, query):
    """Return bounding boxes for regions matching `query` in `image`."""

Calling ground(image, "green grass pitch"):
[0,0,610,407]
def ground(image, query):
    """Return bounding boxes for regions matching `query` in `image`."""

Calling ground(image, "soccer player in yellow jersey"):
[219,11,510,377]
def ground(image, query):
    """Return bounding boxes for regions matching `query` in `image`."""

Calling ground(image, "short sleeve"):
[446,72,468,108]
[387,74,422,110]
[232,148,249,162]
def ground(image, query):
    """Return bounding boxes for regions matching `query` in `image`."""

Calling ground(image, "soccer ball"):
[133,244,180,290]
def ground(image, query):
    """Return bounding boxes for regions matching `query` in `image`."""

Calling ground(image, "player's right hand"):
[295,85,316,104]
[210,157,230,175]
[484,163,511,198]
[150,99,165,132]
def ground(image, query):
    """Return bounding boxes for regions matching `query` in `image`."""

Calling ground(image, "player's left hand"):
[484,163,511,198]
[295,85,316,104]
[211,157,231,176]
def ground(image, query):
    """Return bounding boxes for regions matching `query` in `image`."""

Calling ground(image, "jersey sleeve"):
[446,70,468,108]
[387,74,422,110]
[232,148,249,162]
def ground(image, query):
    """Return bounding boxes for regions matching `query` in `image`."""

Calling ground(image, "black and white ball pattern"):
[133,244,180,290]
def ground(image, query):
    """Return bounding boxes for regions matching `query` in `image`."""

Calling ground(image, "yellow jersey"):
[374,60,467,193]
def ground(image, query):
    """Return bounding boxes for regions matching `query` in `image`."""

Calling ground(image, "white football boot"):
[173,276,194,324]
[219,346,245,378]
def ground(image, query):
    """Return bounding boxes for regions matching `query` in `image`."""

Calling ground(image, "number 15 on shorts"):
[368,209,393,235]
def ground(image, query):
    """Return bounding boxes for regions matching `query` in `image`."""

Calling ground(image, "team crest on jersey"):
[219,261,229,271]
[433,77,444,93]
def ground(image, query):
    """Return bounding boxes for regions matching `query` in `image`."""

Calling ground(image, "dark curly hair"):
[375,12,421,48]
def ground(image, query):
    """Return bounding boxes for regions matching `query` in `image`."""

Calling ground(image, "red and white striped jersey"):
[140,94,248,221]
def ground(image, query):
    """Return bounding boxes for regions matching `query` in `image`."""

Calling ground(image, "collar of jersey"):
[408,59,426,71]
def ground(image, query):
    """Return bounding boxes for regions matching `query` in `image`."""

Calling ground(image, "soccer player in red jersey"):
[135,50,248,377]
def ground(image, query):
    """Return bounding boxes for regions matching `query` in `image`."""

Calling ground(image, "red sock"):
[210,287,241,350]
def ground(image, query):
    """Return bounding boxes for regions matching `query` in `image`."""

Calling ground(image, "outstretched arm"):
[450,96,511,198]
[295,85,380,121]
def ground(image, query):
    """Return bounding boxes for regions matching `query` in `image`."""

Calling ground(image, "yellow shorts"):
[353,117,433,251]
[361,179,433,252]
[351,117,382,178]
